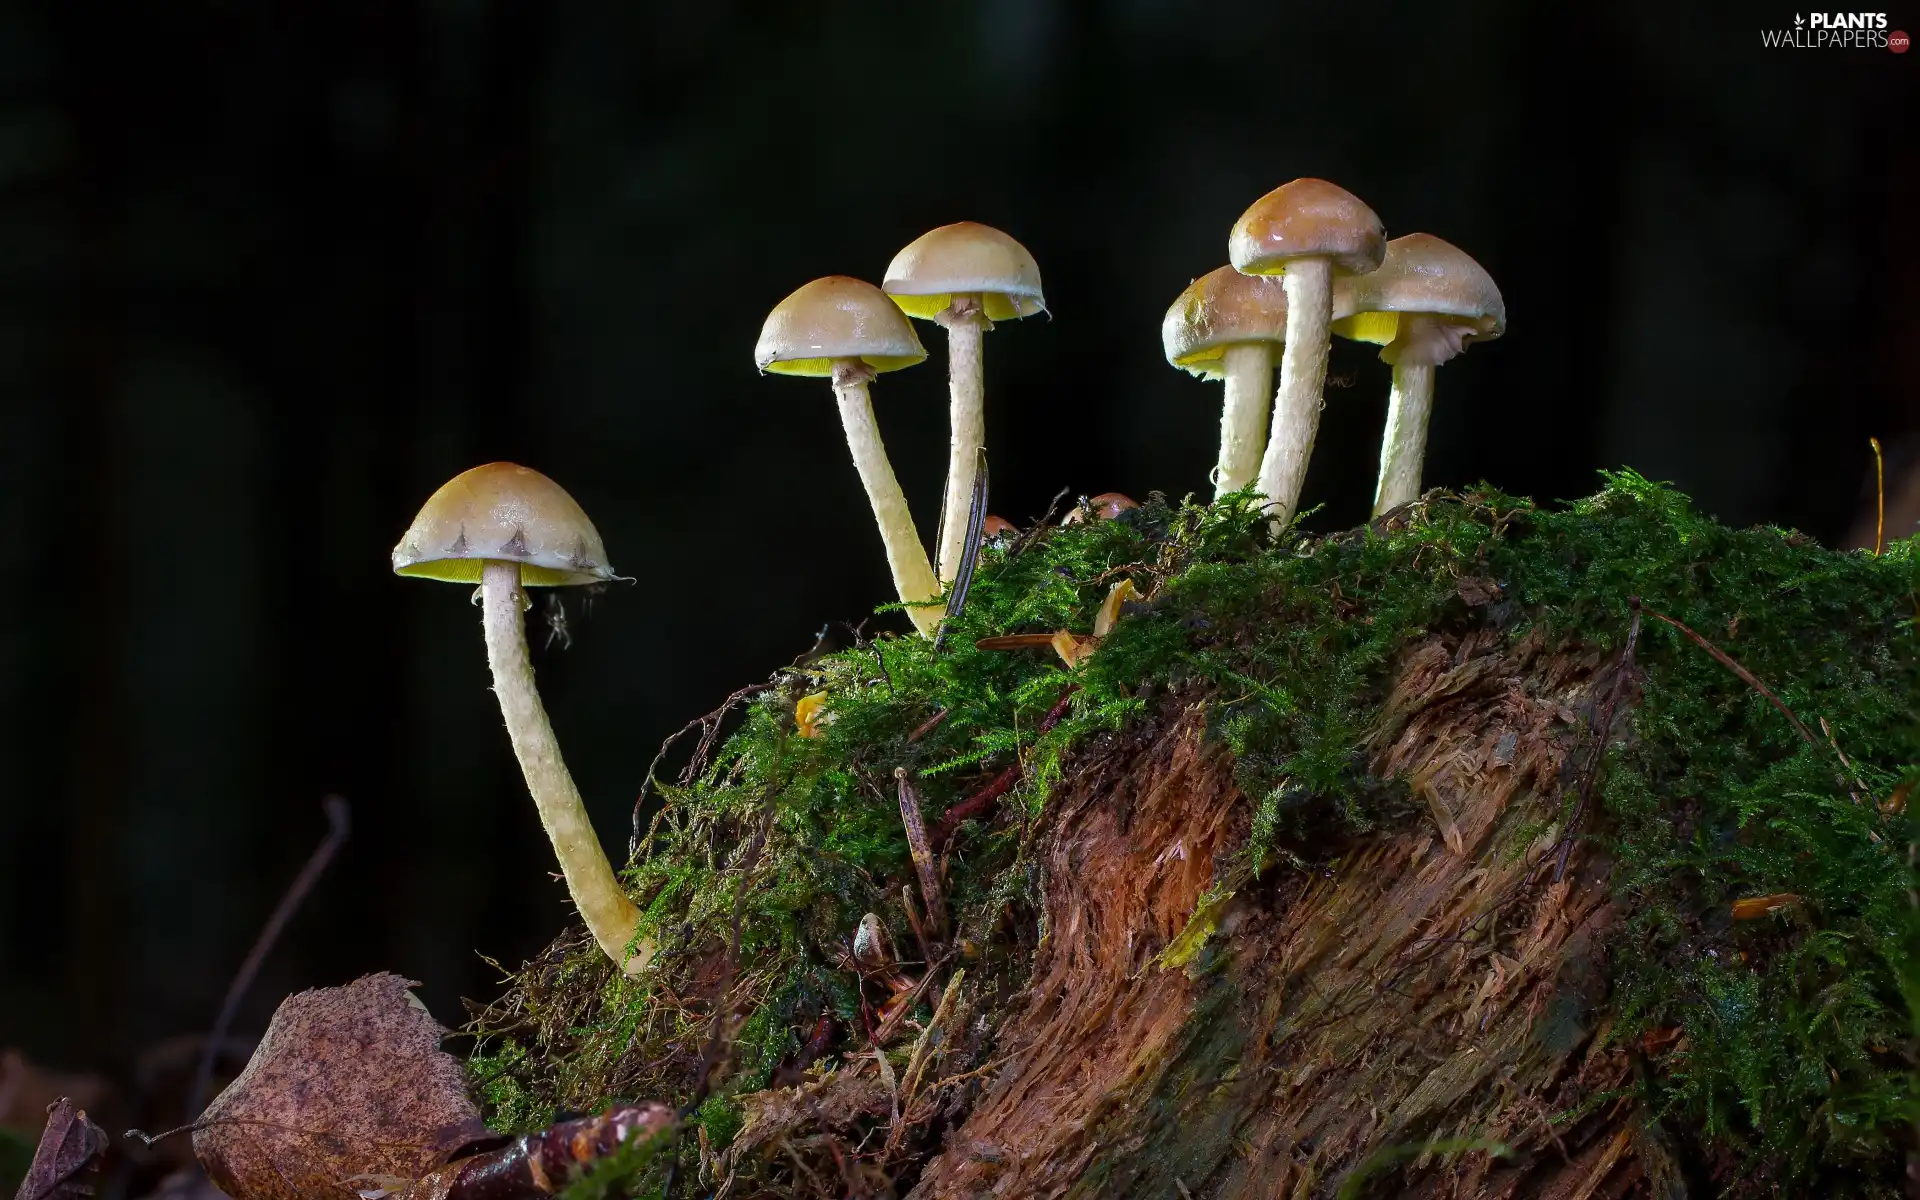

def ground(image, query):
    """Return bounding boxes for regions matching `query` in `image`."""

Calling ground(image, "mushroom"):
[1331,233,1505,515]
[1161,266,1289,498]
[1060,492,1139,525]
[883,223,1046,584]
[755,276,944,636]
[1229,179,1386,527]
[391,462,650,976]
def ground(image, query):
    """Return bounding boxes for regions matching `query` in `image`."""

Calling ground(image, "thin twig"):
[886,969,967,1156]
[1871,436,1885,556]
[189,795,350,1116]
[929,686,1079,849]
[1553,609,1641,882]
[1635,598,1821,749]
[906,709,950,743]
[1002,486,1071,564]
[1819,715,1877,807]
[894,769,947,940]
[630,682,772,859]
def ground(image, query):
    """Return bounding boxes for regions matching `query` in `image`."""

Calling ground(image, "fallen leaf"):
[14,1099,108,1200]
[1730,893,1802,920]
[1049,630,1099,669]
[973,633,1061,652]
[192,974,486,1200]
[1092,579,1139,639]
[794,691,829,739]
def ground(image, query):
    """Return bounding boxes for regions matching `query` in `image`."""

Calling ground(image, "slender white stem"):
[934,298,987,583]
[1256,257,1333,528]
[833,363,945,636]
[1373,361,1435,515]
[1214,342,1273,498]
[480,561,650,975]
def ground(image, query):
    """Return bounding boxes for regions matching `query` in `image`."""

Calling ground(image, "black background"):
[0,1,1913,1081]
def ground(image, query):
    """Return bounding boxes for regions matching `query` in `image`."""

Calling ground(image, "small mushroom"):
[1229,179,1386,527]
[756,276,943,636]
[1161,266,1288,498]
[981,514,1018,541]
[884,223,1045,585]
[392,462,650,975]
[1060,492,1139,525]
[1331,233,1505,515]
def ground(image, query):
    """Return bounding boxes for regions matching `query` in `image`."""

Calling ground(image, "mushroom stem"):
[479,560,650,976]
[1214,342,1274,497]
[831,361,945,635]
[1373,360,1435,515]
[934,296,988,583]
[1255,257,1334,527]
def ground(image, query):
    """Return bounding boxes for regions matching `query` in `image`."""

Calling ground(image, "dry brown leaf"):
[192,974,485,1200]
[1730,893,1802,919]
[13,1098,108,1200]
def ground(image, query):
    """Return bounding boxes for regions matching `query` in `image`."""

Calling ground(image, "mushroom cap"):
[1330,233,1506,350]
[755,276,929,378]
[981,514,1018,538]
[393,462,616,586]
[883,222,1046,322]
[1161,266,1290,380]
[1061,492,1140,525]
[1229,178,1387,278]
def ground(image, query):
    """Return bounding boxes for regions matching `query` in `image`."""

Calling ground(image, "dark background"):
[0,0,1913,1091]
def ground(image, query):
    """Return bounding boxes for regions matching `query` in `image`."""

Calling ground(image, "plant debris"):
[13,1100,107,1200]
[191,975,485,1200]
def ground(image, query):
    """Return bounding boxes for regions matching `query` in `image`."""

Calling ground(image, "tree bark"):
[907,621,1664,1199]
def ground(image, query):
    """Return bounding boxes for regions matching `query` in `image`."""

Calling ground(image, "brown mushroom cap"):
[883,222,1046,322]
[1331,233,1506,349]
[1061,492,1140,525]
[754,276,928,377]
[1229,178,1387,278]
[981,514,1018,537]
[1161,266,1291,380]
[392,462,615,587]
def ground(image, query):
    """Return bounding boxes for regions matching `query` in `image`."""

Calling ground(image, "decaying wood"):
[906,620,1662,1199]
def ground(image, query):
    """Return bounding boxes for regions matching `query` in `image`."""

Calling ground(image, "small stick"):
[906,708,951,743]
[1819,715,1877,807]
[1634,598,1821,750]
[886,969,967,1155]
[1553,609,1640,883]
[1871,436,1885,556]
[895,768,947,940]
[189,795,350,1116]
[929,686,1079,849]
[899,883,933,970]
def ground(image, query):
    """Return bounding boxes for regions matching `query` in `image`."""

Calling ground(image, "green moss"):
[469,472,1920,1191]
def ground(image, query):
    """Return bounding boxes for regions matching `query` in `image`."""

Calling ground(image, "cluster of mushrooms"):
[386,178,1507,974]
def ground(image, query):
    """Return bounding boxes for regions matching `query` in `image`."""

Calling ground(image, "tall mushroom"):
[755,276,944,636]
[391,462,650,976]
[1331,233,1505,514]
[1228,179,1385,527]
[1161,266,1289,498]
[883,222,1045,583]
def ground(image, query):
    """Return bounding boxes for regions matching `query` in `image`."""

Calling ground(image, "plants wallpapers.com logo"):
[1761,11,1910,48]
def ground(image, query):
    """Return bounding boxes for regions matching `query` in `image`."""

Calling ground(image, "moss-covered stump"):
[468,475,1920,1199]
